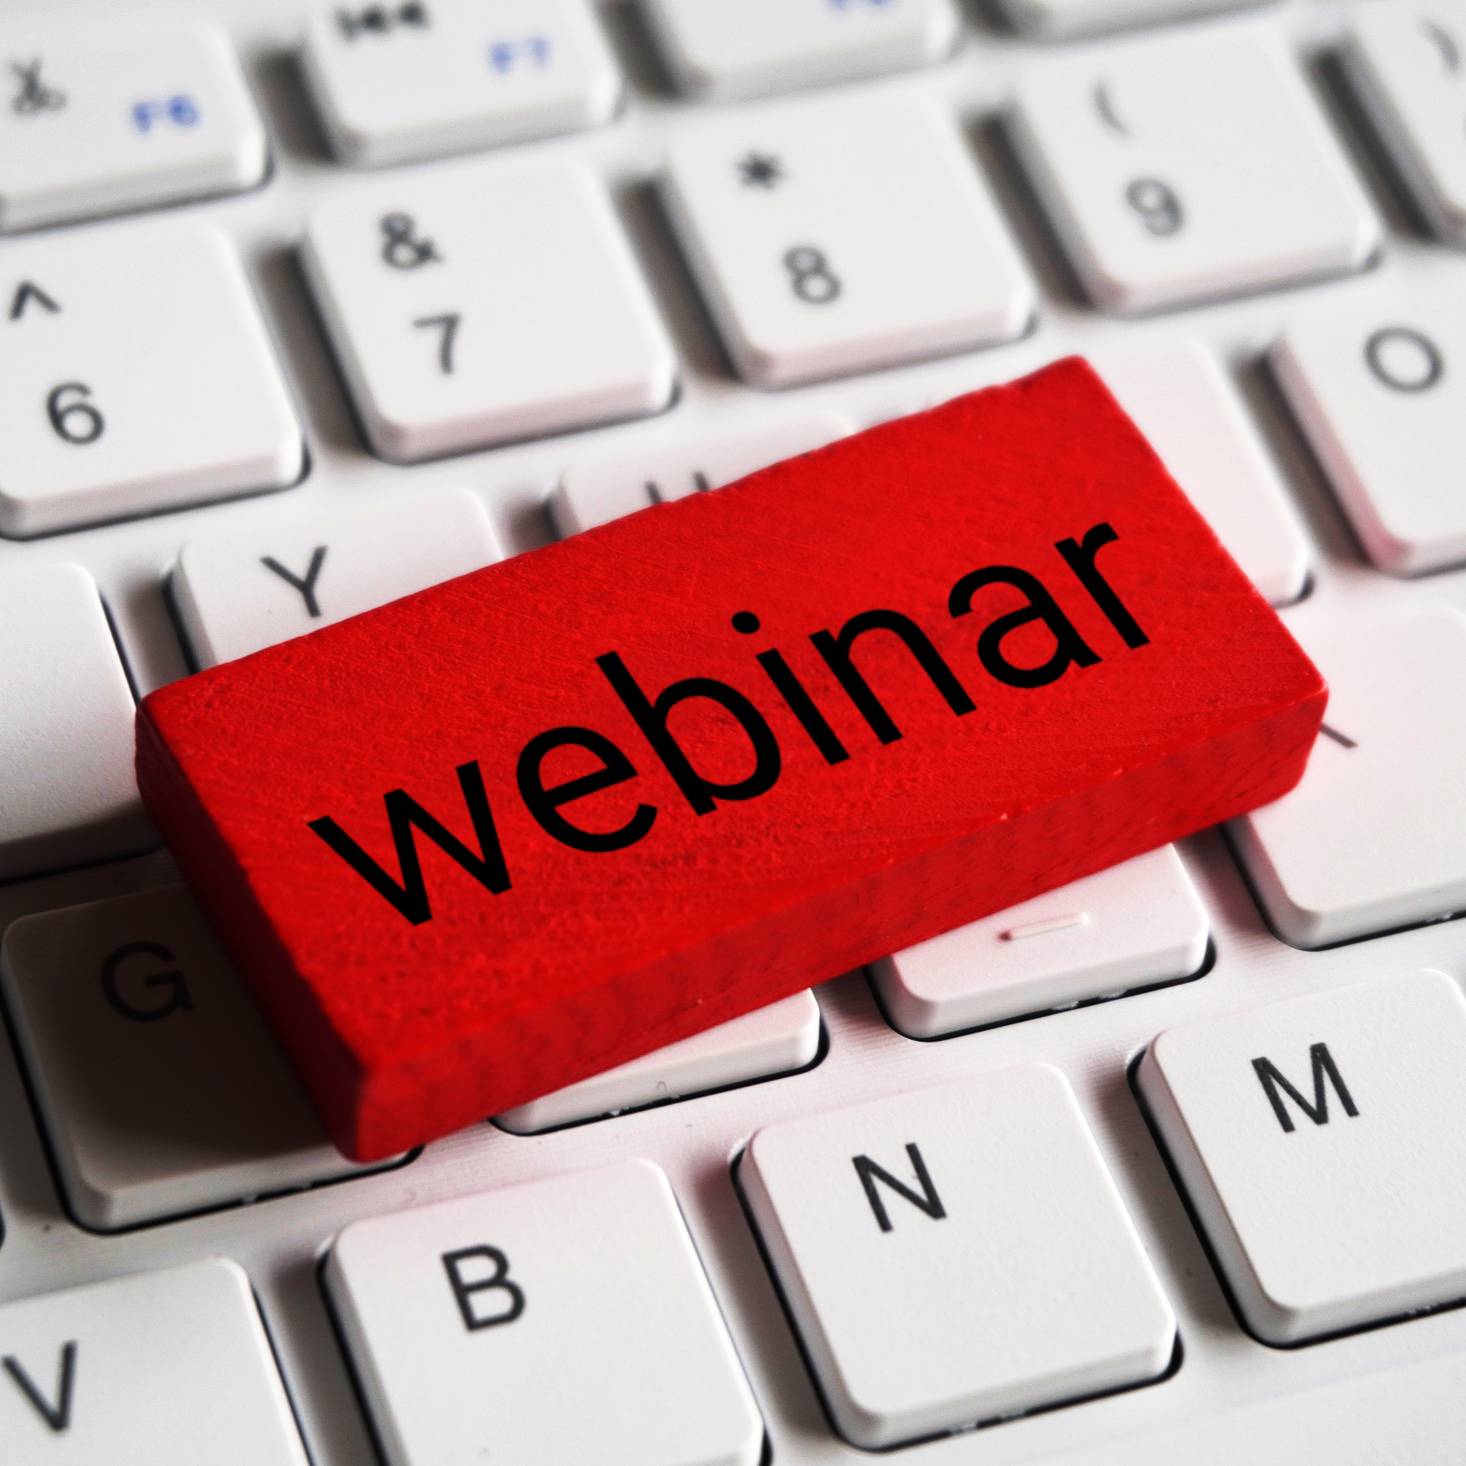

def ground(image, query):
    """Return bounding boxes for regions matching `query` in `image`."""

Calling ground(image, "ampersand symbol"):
[379,212,441,270]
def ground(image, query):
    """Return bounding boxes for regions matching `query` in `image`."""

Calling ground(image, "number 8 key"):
[662,90,1035,388]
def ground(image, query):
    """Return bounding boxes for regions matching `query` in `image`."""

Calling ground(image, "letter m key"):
[1251,1042,1360,1134]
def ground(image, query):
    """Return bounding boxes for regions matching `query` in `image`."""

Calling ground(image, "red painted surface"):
[138,360,1326,1159]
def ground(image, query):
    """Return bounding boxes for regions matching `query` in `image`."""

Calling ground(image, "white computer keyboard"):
[3,0,1466,1461]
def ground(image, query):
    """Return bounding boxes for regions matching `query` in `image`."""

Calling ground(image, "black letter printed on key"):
[441,1246,525,1331]
[3,1341,77,1433]
[261,547,329,619]
[852,1143,947,1233]
[1251,1042,1360,1134]
[99,941,193,1022]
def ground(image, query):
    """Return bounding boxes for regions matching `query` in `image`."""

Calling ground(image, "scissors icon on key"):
[10,58,65,116]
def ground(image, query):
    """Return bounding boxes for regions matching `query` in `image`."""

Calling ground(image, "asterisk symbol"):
[737,152,783,189]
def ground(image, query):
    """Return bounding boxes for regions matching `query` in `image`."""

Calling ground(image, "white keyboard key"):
[303,0,621,167]
[1,885,387,1230]
[1345,4,1466,247]
[1098,342,1310,604]
[742,1067,1175,1448]
[871,846,1207,1037]
[1000,0,1272,42]
[175,488,501,667]
[1139,970,1466,1344]
[1048,1353,1466,1466]
[1272,274,1466,575]
[0,1259,307,1462]
[1230,609,1466,948]
[498,990,820,1132]
[0,22,266,232]
[664,93,1034,388]
[327,1159,763,1466]
[643,0,961,101]
[944,343,1310,601]
[304,157,677,461]
[0,565,151,881]
[551,410,855,534]
[0,223,303,536]
[1010,31,1380,313]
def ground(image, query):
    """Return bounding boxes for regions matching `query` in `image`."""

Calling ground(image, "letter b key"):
[326,1161,764,1465]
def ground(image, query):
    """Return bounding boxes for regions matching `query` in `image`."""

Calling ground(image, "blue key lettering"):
[487,36,551,74]
[131,94,200,133]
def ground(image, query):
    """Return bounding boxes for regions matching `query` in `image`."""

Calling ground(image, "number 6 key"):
[0,220,303,536]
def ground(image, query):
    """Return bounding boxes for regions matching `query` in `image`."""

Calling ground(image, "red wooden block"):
[137,359,1326,1160]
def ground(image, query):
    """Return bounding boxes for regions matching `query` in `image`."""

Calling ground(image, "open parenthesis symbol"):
[1093,80,1130,138]
[1422,17,1461,75]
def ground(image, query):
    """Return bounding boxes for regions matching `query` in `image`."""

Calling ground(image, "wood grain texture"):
[137,359,1327,1160]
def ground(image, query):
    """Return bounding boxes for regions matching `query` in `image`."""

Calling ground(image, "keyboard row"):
[7,301,1466,915]
[5,967,1466,1459]
[5,20,1466,526]
[4,786,1466,1224]
[6,5,1465,231]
